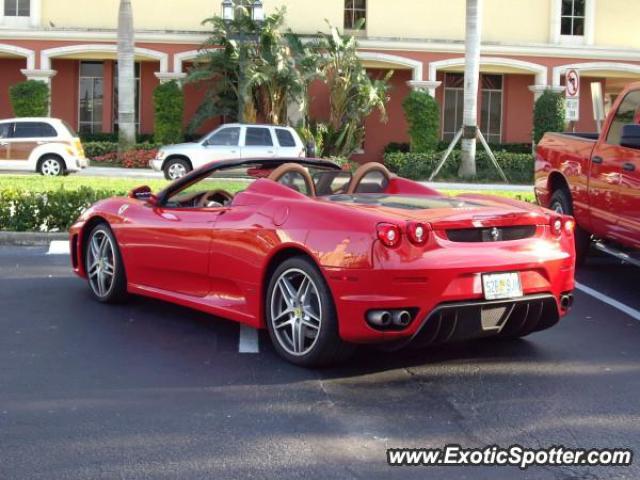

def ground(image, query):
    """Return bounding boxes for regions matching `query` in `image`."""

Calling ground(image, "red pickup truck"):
[535,82,640,265]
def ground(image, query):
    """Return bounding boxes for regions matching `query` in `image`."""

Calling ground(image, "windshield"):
[325,194,473,210]
[160,160,342,208]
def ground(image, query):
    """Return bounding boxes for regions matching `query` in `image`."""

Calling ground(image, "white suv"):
[151,124,306,180]
[0,117,89,176]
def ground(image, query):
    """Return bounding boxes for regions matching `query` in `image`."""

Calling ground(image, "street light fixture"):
[251,0,264,22]
[221,0,234,21]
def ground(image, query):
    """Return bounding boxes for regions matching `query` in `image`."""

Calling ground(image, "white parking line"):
[47,241,70,255]
[575,282,640,322]
[239,324,260,353]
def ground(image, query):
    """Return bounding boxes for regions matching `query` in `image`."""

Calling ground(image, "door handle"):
[592,156,604,164]
[623,162,636,172]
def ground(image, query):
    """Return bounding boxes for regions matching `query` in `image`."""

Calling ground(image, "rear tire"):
[265,256,355,367]
[163,158,191,181]
[85,223,128,303]
[549,188,590,266]
[38,155,65,177]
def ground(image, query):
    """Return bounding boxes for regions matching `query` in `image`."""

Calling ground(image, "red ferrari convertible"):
[69,158,576,367]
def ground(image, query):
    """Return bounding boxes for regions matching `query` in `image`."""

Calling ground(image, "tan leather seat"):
[347,162,394,194]
[268,163,316,197]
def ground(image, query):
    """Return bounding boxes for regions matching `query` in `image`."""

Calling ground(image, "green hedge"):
[402,90,440,152]
[84,141,160,160]
[9,80,50,117]
[385,142,533,155]
[385,151,534,184]
[533,89,566,144]
[0,187,127,232]
[153,81,184,145]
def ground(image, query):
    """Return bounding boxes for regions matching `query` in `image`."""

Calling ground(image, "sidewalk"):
[78,167,163,179]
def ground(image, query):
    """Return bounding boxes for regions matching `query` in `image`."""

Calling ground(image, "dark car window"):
[354,170,389,193]
[208,127,240,146]
[0,123,13,139]
[313,171,352,195]
[606,90,640,146]
[245,127,273,147]
[276,171,310,196]
[13,122,57,138]
[275,129,296,147]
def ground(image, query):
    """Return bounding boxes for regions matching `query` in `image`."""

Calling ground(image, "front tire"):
[85,224,128,303]
[549,188,590,265]
[163,158,191,181]
[265,257,354,367]
[39,156,65,176]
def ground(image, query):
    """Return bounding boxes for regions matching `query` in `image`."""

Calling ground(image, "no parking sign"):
[565,69,580,122]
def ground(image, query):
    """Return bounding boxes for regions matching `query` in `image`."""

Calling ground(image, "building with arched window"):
[1,0,640,161]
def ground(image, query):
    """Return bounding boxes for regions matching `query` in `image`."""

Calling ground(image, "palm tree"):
[459,0,481,178]
[117,0,136,152]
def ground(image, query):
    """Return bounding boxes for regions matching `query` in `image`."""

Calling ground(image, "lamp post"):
[222,0,264,123]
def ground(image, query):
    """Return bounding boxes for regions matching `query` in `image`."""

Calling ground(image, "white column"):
[406,80,442,97]
[20,69,57,86]
[154,72,187,84]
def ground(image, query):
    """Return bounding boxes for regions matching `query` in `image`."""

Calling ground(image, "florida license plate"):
[482,272,523,300]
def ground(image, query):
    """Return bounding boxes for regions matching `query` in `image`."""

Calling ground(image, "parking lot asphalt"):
[0,246,639,480]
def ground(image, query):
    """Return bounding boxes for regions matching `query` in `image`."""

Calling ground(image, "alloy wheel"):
[87,230,116,298]
[270,268,322,356]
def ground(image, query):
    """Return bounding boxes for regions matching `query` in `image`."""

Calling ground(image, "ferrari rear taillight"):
[563,216,576,234]
[407,222,429,245]
[550,215,575,236]
[377,223,401,248]
[550,215,563,236]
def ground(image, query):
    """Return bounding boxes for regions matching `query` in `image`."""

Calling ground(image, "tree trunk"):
[117,0,136,152]
[459,0,482,178]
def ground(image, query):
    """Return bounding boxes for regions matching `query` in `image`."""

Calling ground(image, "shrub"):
[0,187,127,232]
[83,142,160,164]
[533,90,566,144]
[384,151,534,184]
[402,90,440,152]
[9,80,50,117]
[153,81,184,145]
[436,141,533,154]
[120,149,158,168]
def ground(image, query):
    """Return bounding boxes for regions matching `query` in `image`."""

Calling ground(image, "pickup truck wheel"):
[163,158,191,181]
[549,189,590,265]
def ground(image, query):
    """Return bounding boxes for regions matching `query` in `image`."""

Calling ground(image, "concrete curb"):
[0,231,68,246]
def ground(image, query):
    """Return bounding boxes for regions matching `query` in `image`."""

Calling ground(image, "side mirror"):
[620,124,640,149]
[128,185,157,205]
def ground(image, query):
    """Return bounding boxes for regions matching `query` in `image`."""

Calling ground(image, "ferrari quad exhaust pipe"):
[367,310,392,327]
[560,293,574,310]
[392,310,412,327]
